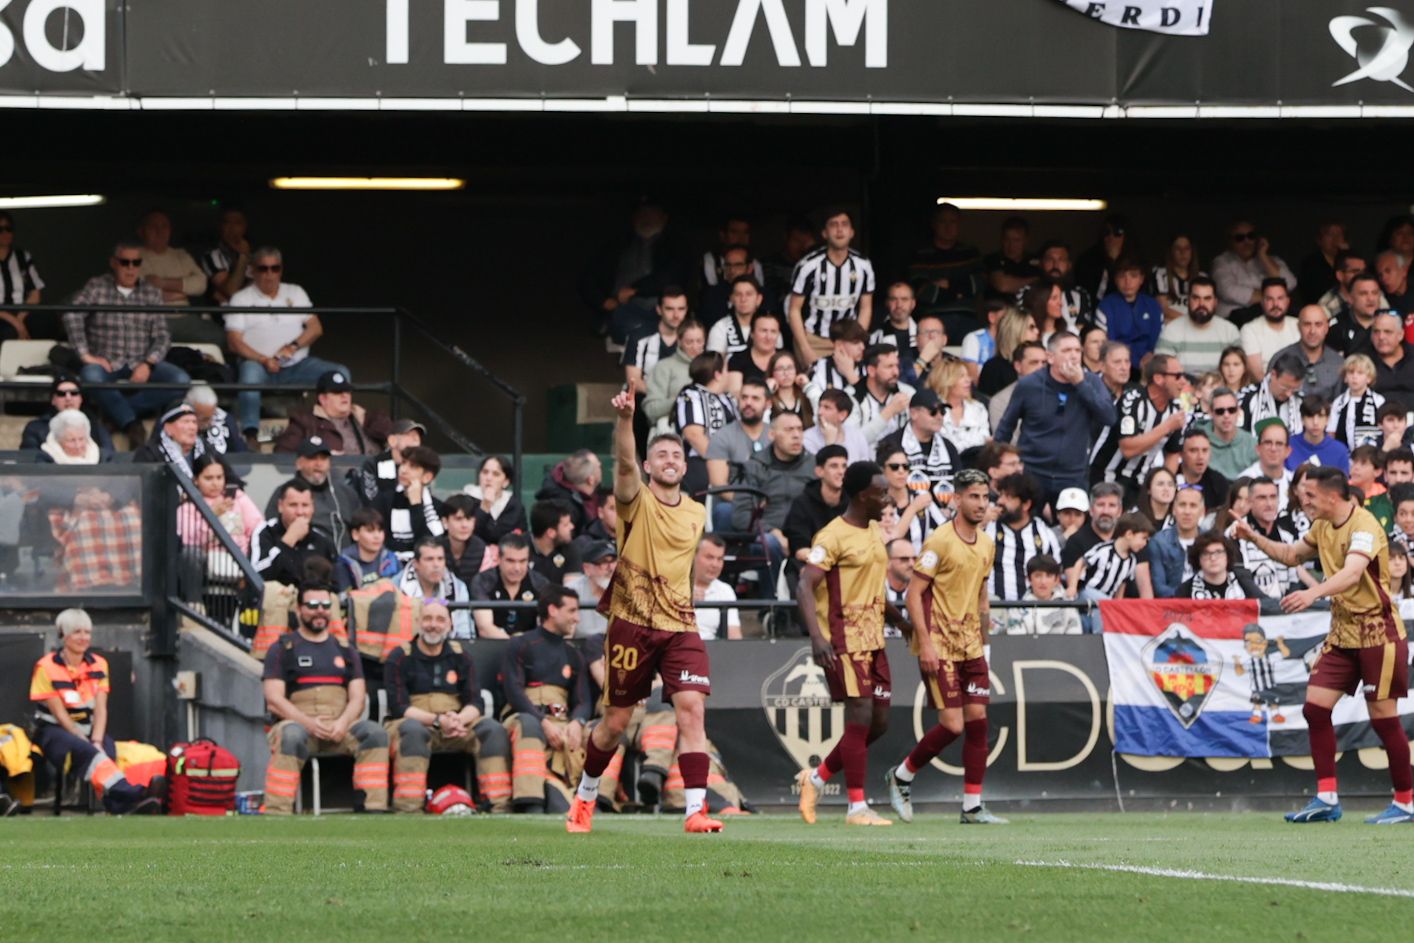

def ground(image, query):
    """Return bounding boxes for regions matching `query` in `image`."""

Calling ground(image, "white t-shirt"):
[1238,316,1300,375]
[225,282,315,362]
[694,579,740,640]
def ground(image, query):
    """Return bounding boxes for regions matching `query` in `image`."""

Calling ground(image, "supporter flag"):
[1102,599,1414,758]
[1053,0,1214,36]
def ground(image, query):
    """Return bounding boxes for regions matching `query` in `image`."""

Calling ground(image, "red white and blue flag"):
[1102,599,1414,758]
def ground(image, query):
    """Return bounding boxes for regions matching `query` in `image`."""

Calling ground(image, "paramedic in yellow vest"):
[29,608,164,814]
[261,582,389,813]
[384,600,512,813]
[500,586,593,813]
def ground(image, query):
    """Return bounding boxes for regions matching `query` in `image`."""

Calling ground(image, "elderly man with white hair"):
[36,409,113,465]
[184,384,246,455]
[132,403,204,477]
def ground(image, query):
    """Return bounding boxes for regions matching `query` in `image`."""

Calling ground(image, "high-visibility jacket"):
[29,649,108,734]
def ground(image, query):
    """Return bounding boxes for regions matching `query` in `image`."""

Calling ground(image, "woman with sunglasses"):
[20,377,115,452]
[879,446,935,552]
[1176,530,1260,599]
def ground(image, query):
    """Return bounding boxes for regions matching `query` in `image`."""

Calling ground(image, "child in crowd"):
[1378,401,1413,454]
[1286,395,1350,473]
[1000,555,1083,635]
[1328,354,1384,449]
[334,507,400,591]
[1348,445,1393,534]
[441,492,496,585]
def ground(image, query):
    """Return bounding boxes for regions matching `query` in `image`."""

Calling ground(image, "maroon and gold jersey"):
[808,516,888,654]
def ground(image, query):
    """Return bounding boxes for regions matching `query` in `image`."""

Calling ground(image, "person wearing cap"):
[264,435,360,549]
[566,540,616,638]
[225,247,347,448]
[1053,487,1090,544]
[250,479,338,587]
[20,377,115,452]
[395,536,473,638]
[275,370,390,457]
[996,330,1118,511]
[184,383,247,455]
[876,388,961,495]
[356,417,426,505]
[133,403,206,477]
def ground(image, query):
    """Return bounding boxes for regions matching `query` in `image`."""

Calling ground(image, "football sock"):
[680,752,710,818]
[962,718,988,811]
[900,724,960,780]
[847,800,869,815]
[1370,715,1413,809]
[576,736,617,802]
[813,743,845,787]
[842,722,869,805]
[1303,702,1338,804]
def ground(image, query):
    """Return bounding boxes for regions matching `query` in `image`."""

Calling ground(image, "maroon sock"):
[1303,702,1338,793]
[963,718,989,792]
[678,751,709,790]
[904,724,959,774]
[842,722,869,804]
[821,742,844,778]
[1371,716,1413,797]
[583,735,617,779]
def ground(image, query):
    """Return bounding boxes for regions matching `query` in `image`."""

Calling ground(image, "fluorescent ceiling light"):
[270,177,465,191]
[0,193,105,209]
[936,197,1108,212]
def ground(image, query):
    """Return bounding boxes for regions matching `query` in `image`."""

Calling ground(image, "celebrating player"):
[1233,465,1412,824]
[566,390,721,834]
[886,468,1006,824]
[794,461,913,826]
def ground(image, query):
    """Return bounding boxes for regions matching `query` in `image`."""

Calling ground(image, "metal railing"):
[167,465,264,650]
[0,302,526,490]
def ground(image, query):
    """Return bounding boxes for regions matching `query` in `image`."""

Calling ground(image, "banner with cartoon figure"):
[1102,599,1414,758]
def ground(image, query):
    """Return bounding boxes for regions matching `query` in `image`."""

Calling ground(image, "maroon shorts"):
[603,618,711,708]
[922,656,991,710]
[824,649,892,703]
[1309,639,1409,702]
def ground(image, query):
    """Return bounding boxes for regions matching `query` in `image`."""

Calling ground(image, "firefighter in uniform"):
[384,600,512,813]
[500,586,593,813]
[261,582,389,814]
[28,608,163,814]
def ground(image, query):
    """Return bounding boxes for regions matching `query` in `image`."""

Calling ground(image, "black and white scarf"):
[901,423,956,491]
[1185,573,1246,600]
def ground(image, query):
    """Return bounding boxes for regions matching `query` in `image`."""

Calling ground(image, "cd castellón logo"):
[1330,7,1414,92]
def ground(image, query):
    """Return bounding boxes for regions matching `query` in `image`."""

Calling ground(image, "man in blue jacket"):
[996,331,1117,512]
[1098,258,1164,366]
[1147,483,1207,599]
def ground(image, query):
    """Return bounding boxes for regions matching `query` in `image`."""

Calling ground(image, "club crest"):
[1143,623,1222,728]
[761,647,843,771]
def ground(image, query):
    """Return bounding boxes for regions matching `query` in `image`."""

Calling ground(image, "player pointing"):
[794,461,913,826]
[566,390,721,834]
[1233,465,1412,824]
[886,468,1006,825]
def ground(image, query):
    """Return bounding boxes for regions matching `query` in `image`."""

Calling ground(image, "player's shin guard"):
[679,751,710,818]
[900,724,960,780]
[842,722,869,806]
[576,734,616,803]
[962,718,988,810]
[1370,715,1413,807]
[1303,702,1339,801]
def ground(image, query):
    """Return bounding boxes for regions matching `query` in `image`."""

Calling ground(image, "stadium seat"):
[0,339,57,382]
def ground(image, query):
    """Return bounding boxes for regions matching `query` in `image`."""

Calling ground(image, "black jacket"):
[781,479,847,564]
[21,408,114,451]
[249,517,338,586]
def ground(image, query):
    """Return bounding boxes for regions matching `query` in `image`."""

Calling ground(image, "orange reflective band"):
[392,772,425,781]
[353,763,388,772]
[265,768,300,781]
[393,788,425,797]
[478,773,512,782]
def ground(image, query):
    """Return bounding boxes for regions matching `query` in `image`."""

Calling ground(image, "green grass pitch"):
[4,812,1413,941]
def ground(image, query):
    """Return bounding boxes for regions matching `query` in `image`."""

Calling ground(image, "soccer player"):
[794,461,913,826]
[886,468,1007,824]
[566,391,721,834]
[1233,465,1412,824]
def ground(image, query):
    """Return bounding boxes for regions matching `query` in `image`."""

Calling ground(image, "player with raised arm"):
[794,461,914,826]
[1233,465,1412,824]
[566,390,720,834]
[885,468,1006,824]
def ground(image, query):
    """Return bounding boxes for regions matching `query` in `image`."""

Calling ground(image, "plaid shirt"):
[64,274,170,369]
[48,502,144,592]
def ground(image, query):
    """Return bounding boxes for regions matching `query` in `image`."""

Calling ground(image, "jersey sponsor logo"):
[679,670,710,686]
[808,545,827,565]
[446,670,458,684]
[965,681,990,697]
[297,655,314,668]
[1350,530,1375,555]
[761,646,843,772]
[918,550,939,570]
[1142,623,1222,728]
[873,685,892,700]
[1119,415,1137,435]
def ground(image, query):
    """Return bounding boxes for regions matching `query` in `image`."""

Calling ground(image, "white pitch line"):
[1015,860,1414,899]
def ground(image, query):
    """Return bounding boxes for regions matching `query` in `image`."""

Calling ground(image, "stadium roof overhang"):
[7,0,1414,118]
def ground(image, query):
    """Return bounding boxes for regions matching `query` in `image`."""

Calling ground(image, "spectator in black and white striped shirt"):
[1068,512,1154,631]
[869,281,918,354]
[707,275,775,356]
[1091,354,1187,501]
[786,208,875,363]
[700,245,773,329]
[701,216,766,288]
[674,352,738,496]
[200,207,251,305]
[986,472,1062,601]
[0,210,42,340]
[622,287,687,396]
[808,318,866,392]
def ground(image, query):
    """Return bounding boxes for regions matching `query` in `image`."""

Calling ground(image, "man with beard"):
[1330,272,1385,355]
[1272,304,1344,401]
[1060,482,1124,591]
[1240,279,1301,378]
[395,537,473,638]
[795,462,910,826]
[1154,276,1237,374]
[869,281,919,361]
[261,582,389,814]
[705,378,771,531]
[251,480,338,587]
[851,345,913,446]
[886,469,1003,824]
[985,472,1061,602]
[266,436,359,548]
[1034,240,1095,329]
[1320,252,1386,327]
[384,600,512,813]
